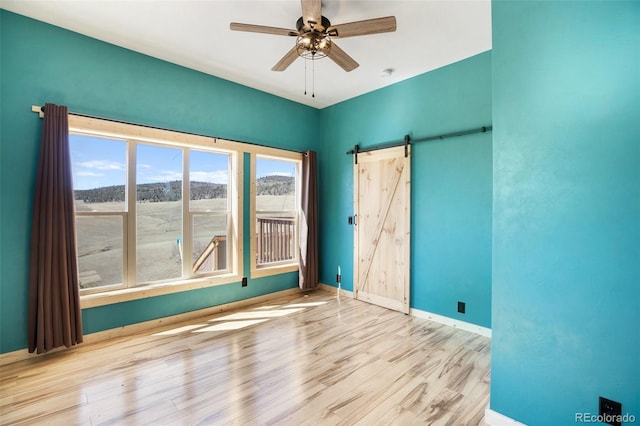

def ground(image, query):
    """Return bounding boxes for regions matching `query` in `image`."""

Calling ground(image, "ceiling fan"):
[230,0,397,72]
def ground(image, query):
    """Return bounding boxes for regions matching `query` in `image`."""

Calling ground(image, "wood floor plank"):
[0,290,490,425]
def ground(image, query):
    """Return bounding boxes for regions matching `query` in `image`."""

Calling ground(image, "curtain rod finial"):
[31,105,44,118]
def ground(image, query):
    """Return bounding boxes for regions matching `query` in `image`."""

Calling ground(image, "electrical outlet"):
[457,301,466,314]
[242,277,247,287]
[599,396,622,426]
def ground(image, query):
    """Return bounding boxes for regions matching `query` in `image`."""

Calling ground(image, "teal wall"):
[0,11,318,353]
[318,52,493,328]
[491,1,639,424]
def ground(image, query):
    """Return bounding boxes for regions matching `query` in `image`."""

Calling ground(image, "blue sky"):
[70,134,295,190]
[256,158,296,181]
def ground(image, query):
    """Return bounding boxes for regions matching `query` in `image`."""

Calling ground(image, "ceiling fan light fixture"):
[296,34,331,60]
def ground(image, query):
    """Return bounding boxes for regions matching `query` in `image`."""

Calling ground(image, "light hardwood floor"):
[0,289,490,425]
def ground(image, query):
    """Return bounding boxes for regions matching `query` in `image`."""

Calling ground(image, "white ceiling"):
[1,0,492,109]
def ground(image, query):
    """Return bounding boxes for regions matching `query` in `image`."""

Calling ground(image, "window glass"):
[190,150,228,211]
[256,158,296,212]
[190,150,230,275]
[75,216,124,289]
[70,134,126,212]
[70,134,127,290]
[255,157,297,266]
[136,144,183,284]
[192,214,228,274]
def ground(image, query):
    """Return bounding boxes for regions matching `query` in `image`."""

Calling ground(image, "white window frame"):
[69,115,243,308]
[250,151,302,279]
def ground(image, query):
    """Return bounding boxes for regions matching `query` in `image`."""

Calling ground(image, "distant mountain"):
[256,175,294,196]
[75,176,293,203]
[75,184,127,203]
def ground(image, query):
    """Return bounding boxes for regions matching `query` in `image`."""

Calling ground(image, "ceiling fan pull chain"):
[304,59,307,95]
[312,58,315,98]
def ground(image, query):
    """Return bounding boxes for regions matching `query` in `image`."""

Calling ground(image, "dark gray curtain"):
[28,103,83,354]
[299,150,318,290]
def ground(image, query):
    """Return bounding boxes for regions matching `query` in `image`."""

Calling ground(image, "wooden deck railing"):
[256,217,295,265]
[192,235,227,273]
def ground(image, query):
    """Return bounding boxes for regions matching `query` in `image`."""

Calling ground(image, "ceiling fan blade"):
[326,42,359,72]
[327,16,397,38]
[301,0,322,28]
[230,22,299,37]
[272,46,300,71]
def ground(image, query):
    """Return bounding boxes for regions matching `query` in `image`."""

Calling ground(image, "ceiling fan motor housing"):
[296,16,331,33]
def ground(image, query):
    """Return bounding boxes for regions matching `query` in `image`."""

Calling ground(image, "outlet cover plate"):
[599,396,622,426]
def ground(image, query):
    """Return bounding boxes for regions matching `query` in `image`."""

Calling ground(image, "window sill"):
[251,263,298,279]
[80,273,242,309]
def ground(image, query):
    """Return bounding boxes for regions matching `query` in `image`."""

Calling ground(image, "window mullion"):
[126,140,136,288]
[250,154,257,274]
[182,149,191,279]
[230,152,240,277]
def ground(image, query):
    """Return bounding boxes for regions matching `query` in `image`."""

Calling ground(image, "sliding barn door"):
[354,145,411,313]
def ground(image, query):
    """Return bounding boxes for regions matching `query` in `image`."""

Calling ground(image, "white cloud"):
[141,170,228,184]
[76,160,124,171]
[190,170,228,184]
[144,170,183,183]
[268,171,294,177]
[76,171,104,177]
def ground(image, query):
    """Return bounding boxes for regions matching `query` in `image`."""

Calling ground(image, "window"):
[69,120,238,295]
[67,114,301,304]
[251,154,301,277]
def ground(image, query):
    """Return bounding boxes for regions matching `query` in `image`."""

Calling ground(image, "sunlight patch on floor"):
[194,319,269,332]
[209,308,305,322]
[286,301,328,308]
[252,305,282,310]
[153,324,208,336]
[149,297,331,336]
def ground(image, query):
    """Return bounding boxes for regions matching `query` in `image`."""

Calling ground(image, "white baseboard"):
[410,308,492,338]
[319,283,490,338]
[485,408,527,426]
[0,287,303,367]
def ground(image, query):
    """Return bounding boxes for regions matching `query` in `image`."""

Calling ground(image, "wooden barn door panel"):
[354,146,410,313]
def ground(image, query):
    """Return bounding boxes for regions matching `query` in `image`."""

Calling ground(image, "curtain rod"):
[346,125,492,163]
[31,105,307,155]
